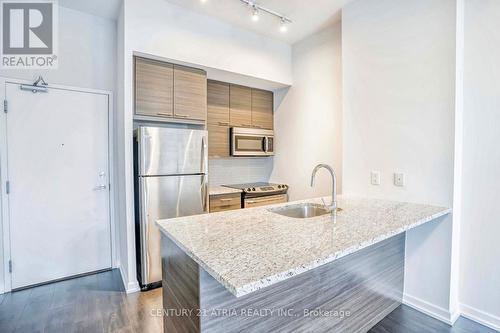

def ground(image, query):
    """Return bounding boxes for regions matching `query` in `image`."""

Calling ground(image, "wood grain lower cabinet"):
[208,124,229,158]
[229,85,252,128]
[251,89,273,129]
[135,57,173,118]
[209,193,241,212]
[174,65,207,121]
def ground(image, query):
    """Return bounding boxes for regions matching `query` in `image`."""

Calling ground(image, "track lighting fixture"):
[240,0,292,30]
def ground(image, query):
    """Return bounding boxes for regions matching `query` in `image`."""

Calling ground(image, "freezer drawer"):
[138,126,208,176]
[137,174,208,287]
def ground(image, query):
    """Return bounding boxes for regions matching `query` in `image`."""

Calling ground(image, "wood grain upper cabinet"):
[135,57,173,118]
[208,123,230,158]
[251,89,274,129]
[207,81,229,125]
[229,85,252,128]
[208,81,230,158]
[173,65,207,121]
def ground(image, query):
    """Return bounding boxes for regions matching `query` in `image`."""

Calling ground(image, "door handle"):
[93,185,107,191]
[201,136,207,173]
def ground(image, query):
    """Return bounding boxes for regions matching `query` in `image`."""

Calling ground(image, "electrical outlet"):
[394,173,405,187]
[371,171,381,185]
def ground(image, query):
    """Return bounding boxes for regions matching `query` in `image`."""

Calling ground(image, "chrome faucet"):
[310,164,337,211]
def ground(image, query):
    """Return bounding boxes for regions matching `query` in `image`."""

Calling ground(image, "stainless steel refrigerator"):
[134,126,208,290]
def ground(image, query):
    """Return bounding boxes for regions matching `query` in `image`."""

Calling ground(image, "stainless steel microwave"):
[230,127,274,157]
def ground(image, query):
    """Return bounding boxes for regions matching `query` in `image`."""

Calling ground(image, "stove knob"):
[247,188,252,192]
[252,188,256,191]
[278,185,282,189]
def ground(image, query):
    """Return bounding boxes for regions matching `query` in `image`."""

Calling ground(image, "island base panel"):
[161,234,404,333]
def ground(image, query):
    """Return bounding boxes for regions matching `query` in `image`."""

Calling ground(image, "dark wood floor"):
[0,269,496,333]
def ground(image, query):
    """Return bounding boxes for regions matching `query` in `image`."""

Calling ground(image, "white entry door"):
[5,82,112,289]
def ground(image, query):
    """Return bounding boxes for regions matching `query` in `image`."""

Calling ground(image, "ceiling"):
[57,0,352,44]
[164,0,352,44]
[58,0,122,21]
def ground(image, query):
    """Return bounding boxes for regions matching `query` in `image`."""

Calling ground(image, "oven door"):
[244,194,288,208]
[231,127,274,157]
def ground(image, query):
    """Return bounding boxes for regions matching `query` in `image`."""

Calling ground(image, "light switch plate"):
[371,171,381,185]
[394,173,405,187]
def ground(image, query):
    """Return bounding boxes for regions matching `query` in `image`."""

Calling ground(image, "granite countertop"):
[156,195,451,298]
[209,186,243,196]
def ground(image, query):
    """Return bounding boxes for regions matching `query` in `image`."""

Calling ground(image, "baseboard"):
[403,293,458,325]
[460,303,500,332]
[119,265,140,294]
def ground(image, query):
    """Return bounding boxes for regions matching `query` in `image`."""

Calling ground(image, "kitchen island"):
[156,196,450,333]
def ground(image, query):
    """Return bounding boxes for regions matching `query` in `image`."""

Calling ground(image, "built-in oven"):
[230,127,274,157]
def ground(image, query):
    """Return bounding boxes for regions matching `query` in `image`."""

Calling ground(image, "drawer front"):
[209,193,241,212]
[244,194,288,208]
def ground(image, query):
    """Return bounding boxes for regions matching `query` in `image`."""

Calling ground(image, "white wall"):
[125,0,291,86]
[115,0,293,291]
[115,2,135,292]
[0,6,116,294]
[342,0,458,321]
[0,6,116,91]
[459,0,500,329]
[271,23,343,201]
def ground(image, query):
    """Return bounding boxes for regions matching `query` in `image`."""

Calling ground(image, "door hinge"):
[3,100,7,113]
[5,181,9,194]
[8,260,12,273]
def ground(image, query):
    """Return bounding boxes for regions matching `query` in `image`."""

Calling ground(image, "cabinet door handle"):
[218,122,229,126]
[253,125,262,128]
[241,124,252,127]
[176,114,190,118]
[157,112,171,116]
[220,198,234,202]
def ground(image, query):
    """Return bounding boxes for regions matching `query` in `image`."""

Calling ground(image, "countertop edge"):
[208,186,243,196]
[158,227,241,296]
[157,207,451,298]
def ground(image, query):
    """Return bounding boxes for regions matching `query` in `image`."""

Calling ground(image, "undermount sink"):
[269,203,334,219]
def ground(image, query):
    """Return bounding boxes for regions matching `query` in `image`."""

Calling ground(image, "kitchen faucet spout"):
[310,164,337,211]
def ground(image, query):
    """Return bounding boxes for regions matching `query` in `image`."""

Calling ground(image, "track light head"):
[251,6,259,22]
[280,17,288,32]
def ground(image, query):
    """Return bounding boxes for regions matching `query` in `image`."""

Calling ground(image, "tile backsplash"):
[209,158,274,186]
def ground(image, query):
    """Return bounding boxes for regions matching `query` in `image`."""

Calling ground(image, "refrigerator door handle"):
[201,135,207,174]
[201,177,208,213]
[139,177,149,285]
